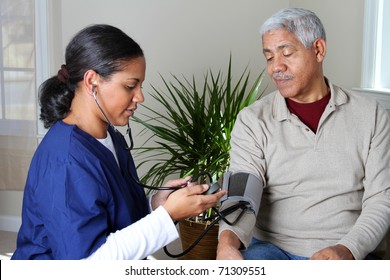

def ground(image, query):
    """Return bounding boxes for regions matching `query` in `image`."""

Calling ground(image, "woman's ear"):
[313,38,326,62]
[83,70,99,96]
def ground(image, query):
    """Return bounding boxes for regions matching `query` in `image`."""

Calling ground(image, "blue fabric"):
[242,238,309,260]
[12,121,149,259]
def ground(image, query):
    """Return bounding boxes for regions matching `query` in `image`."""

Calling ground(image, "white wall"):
[290,0,364,89]
[0,191,23,232]
[59,0,285,80]
[1,0,366,231]
[57,0,289,177]
[58,0,366,174]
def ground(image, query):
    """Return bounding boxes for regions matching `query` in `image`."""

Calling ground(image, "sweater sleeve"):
[218,109,266,248]
[84,206,179,260]
[338,103,390,260]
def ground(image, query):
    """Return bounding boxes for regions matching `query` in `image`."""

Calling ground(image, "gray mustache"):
[272,72,293,80]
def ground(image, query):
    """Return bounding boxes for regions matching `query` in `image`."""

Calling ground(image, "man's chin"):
[278,89,296,99]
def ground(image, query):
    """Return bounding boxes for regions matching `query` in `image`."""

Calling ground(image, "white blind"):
[361,0,390,91]
[355,0,390,110]
[380,0,390,89]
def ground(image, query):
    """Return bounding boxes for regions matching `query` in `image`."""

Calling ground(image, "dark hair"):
[39,24,144,128]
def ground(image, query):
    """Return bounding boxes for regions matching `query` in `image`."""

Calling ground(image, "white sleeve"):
[84,206,179,260]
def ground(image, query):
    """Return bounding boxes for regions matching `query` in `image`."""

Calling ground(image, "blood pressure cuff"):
[221,171,263,216]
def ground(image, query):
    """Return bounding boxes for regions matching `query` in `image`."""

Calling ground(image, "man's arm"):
[217,230,243,260]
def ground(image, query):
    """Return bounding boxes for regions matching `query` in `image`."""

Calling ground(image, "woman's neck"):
[63,107,109,139]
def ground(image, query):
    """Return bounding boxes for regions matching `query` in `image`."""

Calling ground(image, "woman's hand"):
[151,176,192,210]
[151,176,226,221]
[164,183,226,221]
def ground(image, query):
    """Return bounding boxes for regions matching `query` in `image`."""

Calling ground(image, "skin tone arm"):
[216,230,244,260]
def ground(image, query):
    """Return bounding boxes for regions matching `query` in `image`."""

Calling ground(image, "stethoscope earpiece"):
[91,86,96,96]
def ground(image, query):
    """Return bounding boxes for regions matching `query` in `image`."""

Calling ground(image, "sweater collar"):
[273,77,348,122]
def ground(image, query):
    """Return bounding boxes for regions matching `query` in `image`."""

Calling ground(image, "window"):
[0,0,36,136]
[0,0,48,191]
[357,0,390,109]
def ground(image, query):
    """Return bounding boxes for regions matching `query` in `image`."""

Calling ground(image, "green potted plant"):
[132,56,265,259]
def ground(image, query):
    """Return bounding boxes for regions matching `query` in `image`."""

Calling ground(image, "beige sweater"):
[219,81,390,259]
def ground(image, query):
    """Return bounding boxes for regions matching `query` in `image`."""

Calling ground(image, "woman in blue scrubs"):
[12,24,225,260]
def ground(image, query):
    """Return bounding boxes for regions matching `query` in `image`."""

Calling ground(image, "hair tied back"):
[57,64,69,84]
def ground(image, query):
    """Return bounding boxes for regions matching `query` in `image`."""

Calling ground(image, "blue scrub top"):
[12,121,149,259]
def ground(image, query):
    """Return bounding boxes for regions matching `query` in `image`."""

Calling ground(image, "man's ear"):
[313,38,326,62]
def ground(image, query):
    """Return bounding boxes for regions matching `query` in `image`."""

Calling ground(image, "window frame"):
[35,0,49,139]
[0,0,49,137]
[355,0,390,109]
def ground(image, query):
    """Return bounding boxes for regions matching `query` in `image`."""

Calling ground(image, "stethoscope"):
[93,88,252,257]
[122,124,186,191]
[120,123,222,194]
[93,88,182,190]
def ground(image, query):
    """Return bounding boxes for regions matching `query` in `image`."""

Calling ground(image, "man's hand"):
[310,244,354,260]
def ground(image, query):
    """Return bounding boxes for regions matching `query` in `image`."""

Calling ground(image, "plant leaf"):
[132,56,265,186]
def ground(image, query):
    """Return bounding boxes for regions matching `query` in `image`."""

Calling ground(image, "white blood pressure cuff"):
[221,171,263,216]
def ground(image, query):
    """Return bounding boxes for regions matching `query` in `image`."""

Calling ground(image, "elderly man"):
[217,8,390,260]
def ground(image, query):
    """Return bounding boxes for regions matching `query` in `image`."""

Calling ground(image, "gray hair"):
[260,8,326,49]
